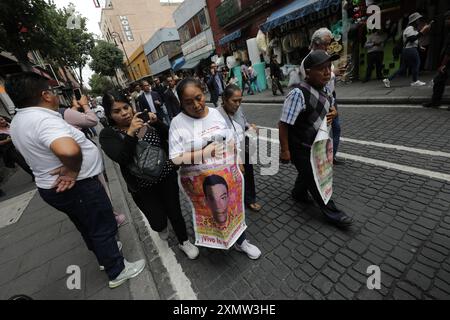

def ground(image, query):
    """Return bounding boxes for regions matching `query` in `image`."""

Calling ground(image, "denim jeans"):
[39,177,124,280]
[389,47,421,82]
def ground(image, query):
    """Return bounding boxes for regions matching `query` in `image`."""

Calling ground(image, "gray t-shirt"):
[403,26,419,49]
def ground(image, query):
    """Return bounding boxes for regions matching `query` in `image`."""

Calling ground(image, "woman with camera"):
[99,91,198,260]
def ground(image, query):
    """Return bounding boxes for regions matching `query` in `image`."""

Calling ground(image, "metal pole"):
[112,32,137,82]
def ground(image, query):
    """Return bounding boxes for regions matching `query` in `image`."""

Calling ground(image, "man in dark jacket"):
[153,77,167,103]
[206,62,225,108]
[269,55,285,96]
[163,76,181,121]
[137,80,166,122]
[423,11,450,109]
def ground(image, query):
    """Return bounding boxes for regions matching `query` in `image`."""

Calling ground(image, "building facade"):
[99,0,181,84]
[128,45,151,82]
[144,28,183,77]
[173,0,216,73]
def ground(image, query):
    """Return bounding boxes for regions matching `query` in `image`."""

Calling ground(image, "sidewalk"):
[0,149,160,300]
[240,72,450,105]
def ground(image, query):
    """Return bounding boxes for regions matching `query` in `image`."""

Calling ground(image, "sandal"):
[248,203,262,212]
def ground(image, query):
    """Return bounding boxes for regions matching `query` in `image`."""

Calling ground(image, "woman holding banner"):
[169,78,261,259]
[216,84,262,213]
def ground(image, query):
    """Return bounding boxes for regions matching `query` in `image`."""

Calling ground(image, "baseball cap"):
[303,50,339,69]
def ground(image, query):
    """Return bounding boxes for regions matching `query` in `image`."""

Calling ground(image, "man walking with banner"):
[279,50,353,228]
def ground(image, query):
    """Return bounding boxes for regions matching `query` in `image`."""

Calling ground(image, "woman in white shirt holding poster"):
[169,78,261,259]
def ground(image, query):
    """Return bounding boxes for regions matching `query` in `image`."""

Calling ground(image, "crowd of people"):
[0,16,448,290]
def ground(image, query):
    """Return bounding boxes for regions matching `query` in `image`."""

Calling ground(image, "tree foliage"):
[88,73,114,96]
[89,40,124,77]
[0,0,52,63]
[0,0,95,86]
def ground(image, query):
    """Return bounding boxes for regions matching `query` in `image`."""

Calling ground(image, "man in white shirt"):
[5,72,145,289]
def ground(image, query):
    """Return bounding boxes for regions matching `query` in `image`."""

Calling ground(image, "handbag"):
[128,139,167,182]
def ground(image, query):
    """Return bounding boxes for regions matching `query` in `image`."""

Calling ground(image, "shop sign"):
[182,32,209,56]
[279,4,341,34]
[216,0,241,27]
[119,16,134,41]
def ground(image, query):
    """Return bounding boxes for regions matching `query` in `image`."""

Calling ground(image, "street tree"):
[0,0,52,66]
[89,73,114,96]
[39,3,95,88]
[89,40,124,85]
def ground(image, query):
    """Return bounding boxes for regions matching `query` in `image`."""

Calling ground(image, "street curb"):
[103,152,162,300]
[104,155,180,300]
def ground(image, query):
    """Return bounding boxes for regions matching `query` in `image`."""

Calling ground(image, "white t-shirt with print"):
[10,107,104,189]
[169,108,235,163]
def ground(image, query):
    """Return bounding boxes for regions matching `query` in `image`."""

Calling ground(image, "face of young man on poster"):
[204,183,229,227]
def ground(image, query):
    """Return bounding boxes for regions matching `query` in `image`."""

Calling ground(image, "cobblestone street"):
[163,103,450,300]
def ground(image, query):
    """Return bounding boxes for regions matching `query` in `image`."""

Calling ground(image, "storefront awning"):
[218,29,242,46]
[172,57,185,72]
[260,0,341,33]
[181,50,214,70]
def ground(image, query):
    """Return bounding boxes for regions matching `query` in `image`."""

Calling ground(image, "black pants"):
[291,148,345,221]
[39,178,124,280]
[131,172,188,244]
[272,77,284,95]
[243,136,257,205]
[244,163,256,205]
[242,78,254,95]
[431,62,449,104]
[365,51,384,81]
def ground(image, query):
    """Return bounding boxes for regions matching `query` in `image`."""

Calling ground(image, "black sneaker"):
[0,189,5,197]
[423,102,441,108]
[323,212,354,228]
[333,158,346,165]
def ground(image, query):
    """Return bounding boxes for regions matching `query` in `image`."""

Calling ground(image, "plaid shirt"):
[280,85,333,126]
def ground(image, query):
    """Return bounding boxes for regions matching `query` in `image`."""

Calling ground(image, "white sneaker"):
[383,78,391,88]
[234,240,261,260]
[158,228,169,241]
[108,259,146,289]
[178,240,199,260]
[411,80,426,87]
[100,241,123,271]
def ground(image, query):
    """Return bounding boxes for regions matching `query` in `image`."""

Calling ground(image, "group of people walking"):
[5,13,448,290]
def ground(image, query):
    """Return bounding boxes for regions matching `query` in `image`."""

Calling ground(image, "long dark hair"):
[102,90,130,126]
[176,77,204,110]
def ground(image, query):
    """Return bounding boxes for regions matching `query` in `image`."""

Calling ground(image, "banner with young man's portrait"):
[179,160,246,250]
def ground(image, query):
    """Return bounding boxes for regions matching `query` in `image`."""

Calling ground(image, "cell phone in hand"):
[74,88,82,101]
[138,110,150,123]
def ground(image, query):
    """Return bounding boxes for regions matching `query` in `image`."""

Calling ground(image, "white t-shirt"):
[93,105,105,119]
[403,26,419,49]
[10,107,104,189]
[169,108,234,162]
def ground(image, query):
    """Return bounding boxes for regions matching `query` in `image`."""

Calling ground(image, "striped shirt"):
[280,85,333,125]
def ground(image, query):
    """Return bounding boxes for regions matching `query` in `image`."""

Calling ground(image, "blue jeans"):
[389,47,420,82]
[39,177,124,280]
[332,115,341,158]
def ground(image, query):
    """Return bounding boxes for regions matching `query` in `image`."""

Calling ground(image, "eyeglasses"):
[45,88,63,95]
